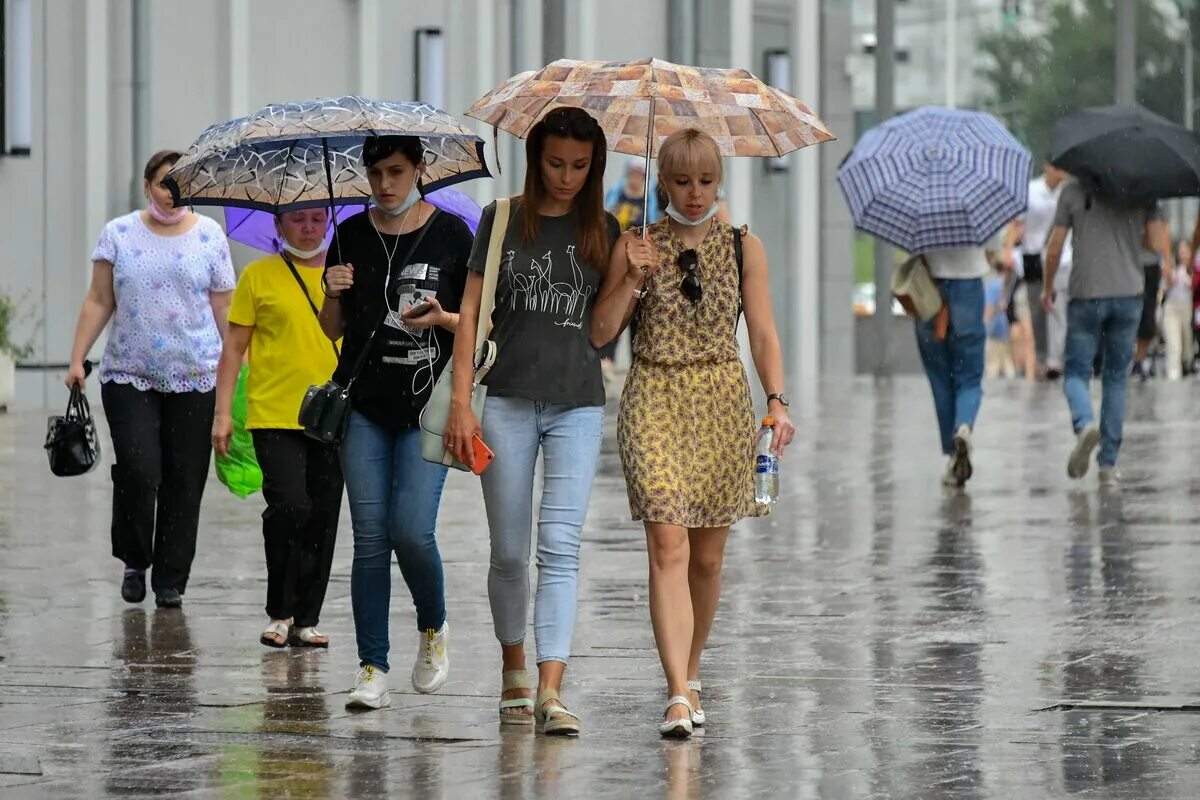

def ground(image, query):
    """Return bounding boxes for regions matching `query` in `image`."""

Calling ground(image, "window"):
[2,0,33,155]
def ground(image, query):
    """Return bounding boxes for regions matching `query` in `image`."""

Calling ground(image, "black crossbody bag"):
[297,212,439,444]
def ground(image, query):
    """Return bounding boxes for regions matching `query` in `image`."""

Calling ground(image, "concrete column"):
[228,0,249,116]
[793,0,821,393]
[944,0,957,107]
[872,0,896,376]
[358,0,381,98]
[1116,0,1136,104]
[85,0,110,245]
[568,0,597,61]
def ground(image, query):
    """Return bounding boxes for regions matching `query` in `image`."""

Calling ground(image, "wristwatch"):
[767,392,790,408]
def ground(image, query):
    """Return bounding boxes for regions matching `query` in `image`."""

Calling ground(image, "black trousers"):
[251,429,343,627]
[100,382,214,594]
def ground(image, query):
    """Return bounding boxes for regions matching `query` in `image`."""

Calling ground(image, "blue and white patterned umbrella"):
[836,106,1031,253]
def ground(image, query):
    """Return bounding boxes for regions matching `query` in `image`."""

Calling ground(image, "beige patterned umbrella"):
[466,57,835,159]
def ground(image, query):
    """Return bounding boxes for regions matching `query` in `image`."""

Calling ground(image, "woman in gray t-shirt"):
[446,108,618,736]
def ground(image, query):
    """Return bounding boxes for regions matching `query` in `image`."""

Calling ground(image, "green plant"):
[0,293,35,361]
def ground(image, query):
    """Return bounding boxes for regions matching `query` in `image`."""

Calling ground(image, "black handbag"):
[46,368,101,477]
[298,210,439,444]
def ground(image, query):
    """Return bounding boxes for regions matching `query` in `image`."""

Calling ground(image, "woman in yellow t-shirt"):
[212,208,343,649]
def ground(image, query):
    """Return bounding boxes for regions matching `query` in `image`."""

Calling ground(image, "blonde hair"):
[657,129,724,185]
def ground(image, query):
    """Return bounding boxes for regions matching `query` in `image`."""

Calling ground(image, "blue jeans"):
[480,396,604,664]
[341,412,448,673]
[1063,296,1141,468]
[915,278,986,455]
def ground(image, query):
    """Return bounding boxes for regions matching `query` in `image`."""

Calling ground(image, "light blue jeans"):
[341,412,448,673]
[480,396,604,664]
[1063,296,1142,469]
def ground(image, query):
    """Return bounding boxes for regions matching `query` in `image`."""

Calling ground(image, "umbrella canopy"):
[466,57,834,158]
[1050,104,1200,205]
[837,106,1032,253]
[165,96,490,213]
[224,187,483,254]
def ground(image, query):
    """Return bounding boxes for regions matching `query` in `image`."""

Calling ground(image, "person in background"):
[984,262,1016,379]
[1000,219,1036,380]
[212,208,343,649]
[1027,161,1075,379]
[445,107,619,736]
[1132,249,1164,381]
[1013,161,1070,379]
[320,135,474,710]
[1042,179,1171,484]
[66,150,235,609]
[1161,239,1194,381]
[592,128,795,739]
[605,159,659,233]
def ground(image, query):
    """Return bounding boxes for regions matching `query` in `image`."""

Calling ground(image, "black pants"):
[100,382,214,594]
[251,429,343,627]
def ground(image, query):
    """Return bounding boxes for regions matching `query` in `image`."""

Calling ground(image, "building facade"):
[0,0,856,410]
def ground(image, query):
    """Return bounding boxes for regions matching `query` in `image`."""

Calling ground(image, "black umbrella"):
[1050,104,1200,205]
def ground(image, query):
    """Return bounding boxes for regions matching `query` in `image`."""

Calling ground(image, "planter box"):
[0,353,13,411]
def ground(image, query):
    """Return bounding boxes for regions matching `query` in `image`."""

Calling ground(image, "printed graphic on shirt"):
[381,261,443,395]
[504,245,594,329]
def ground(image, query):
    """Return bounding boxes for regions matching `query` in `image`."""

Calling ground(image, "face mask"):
[281,241,325,260]
[371,179,422,218]
[147,197,188,225]
[664,201,719,227]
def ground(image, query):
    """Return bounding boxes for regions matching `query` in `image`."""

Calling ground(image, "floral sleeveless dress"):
[616,219,765,527]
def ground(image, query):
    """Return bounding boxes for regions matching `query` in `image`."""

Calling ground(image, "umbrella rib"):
[749,106,786,159]
[275,140,299,211]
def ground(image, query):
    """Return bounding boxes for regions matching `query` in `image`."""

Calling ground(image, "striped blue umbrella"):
[837,106,1032,253]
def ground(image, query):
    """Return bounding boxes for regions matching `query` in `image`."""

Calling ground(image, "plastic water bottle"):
[754,417,779,505]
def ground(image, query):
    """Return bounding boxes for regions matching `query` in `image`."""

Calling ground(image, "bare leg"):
[646,523,693,723]
[687,526,729,710]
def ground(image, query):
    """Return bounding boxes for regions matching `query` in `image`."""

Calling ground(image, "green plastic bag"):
[215,365,262,498]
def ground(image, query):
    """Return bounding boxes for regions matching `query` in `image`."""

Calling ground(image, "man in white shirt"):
[1022,161,1072,377]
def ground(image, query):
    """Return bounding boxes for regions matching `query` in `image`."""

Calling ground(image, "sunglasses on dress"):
[677,249,702,303]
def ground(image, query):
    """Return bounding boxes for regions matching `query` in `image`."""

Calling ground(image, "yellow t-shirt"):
[228,255,340,430]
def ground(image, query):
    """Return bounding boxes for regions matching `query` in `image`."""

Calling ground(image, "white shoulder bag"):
[420,197,510,470]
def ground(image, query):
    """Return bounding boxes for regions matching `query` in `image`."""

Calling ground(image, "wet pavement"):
[2,376,1200,798]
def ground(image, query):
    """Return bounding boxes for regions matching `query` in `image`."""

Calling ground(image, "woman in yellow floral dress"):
[591,129,795,738]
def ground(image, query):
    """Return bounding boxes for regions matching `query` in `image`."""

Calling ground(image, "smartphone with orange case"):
[471,433,495,475]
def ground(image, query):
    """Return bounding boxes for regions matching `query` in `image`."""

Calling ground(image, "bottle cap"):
[762,417,775,427]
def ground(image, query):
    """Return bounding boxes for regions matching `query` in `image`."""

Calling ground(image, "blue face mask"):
[371,179,422,218]
[664,201,719,227]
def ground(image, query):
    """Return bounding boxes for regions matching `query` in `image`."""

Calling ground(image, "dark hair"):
[521,107,611,269]
[144,150,182,182]
[363,136,426,169]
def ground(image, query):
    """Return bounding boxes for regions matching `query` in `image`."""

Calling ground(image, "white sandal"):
[660,695,695,739]
[259,620,290,649]
[688,679,706,727]
[499,670,535,725]
[288,626,329,649]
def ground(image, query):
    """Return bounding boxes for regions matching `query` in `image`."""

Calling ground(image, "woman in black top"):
[319,136,473,711]
[446,108,619,736]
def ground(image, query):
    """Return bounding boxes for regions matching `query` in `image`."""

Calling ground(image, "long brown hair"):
[520,107,611,268]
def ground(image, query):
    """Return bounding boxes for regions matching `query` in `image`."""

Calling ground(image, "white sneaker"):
[950,425,973,486]
[412,622,449,694]
[346,665,390,710]
[1067,423,1100,479]
[1098,467,1122,487]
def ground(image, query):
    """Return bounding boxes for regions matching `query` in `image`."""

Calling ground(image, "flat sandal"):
[535,688,580,736]
[499,669,535,725]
